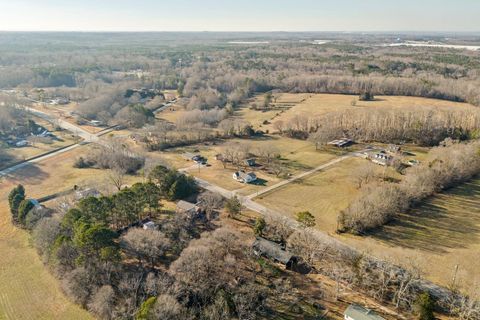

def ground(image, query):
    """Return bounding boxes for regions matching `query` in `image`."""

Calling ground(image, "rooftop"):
[176,200,197,212]
[344,304,385,320]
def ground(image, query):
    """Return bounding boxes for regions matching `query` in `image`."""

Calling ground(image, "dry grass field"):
[238,93,478,133]
[234,93,312,130]
[257,157,480,292]
[0,144,147,320]
[255,157,364,231]
[0,147,101,320]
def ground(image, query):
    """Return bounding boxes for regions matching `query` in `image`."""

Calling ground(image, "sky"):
[0,0,479,32]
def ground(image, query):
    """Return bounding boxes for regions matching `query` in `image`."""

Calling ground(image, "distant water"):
[385,41,480,51]
[311,40,330,45]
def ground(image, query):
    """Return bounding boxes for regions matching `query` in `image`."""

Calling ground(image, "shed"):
[244,158,256,167]
[344,305,385,320]
[371,153,392,166]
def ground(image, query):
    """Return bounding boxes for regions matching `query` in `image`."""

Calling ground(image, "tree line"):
[338,141,480,233]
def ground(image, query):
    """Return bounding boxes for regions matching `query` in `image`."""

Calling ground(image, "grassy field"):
[255,157,364,231]
[237,94,478,133]
[0,147,103,320]
[234,93,312,131]
[0,144,148,320]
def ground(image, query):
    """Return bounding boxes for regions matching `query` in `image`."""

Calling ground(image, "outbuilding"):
[328,138,353,148]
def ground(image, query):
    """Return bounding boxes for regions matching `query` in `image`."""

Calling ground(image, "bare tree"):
[108,167,126,191]
[198,192,224,220]
[88,285,115,320]
[121,228,170,268]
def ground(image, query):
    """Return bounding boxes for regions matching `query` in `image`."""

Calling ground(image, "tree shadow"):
[251,178,268,186]
[370,180,480,254]
[2,163,50,185]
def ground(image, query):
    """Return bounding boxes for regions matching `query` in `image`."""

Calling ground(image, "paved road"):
[193,175,285,216]
[0,144,82,177]
[24,106,99,142]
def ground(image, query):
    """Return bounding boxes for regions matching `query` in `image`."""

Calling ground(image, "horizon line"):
[0,30,479,34]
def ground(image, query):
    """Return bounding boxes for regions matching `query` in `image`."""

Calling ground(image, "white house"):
[233,171,257,184]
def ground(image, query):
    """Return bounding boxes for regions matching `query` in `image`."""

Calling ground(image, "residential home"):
[74,188,101,201]
[233,171,257,184]
[89,120,104,127]
[15,140,28,147]
[344,304,385,320]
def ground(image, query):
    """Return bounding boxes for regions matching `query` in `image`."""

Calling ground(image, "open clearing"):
[255,157,364,231]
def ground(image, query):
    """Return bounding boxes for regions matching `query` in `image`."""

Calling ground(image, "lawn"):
[255,157,364,232]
